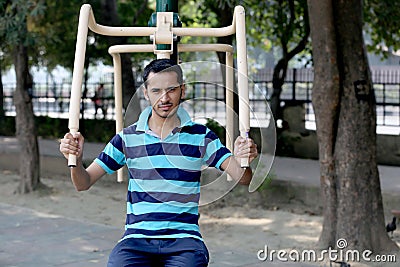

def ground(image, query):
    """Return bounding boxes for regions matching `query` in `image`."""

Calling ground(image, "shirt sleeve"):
[94,132,126,174]
[202,128,232,170]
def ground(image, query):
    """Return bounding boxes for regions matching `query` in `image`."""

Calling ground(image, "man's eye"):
[152,89,160,94]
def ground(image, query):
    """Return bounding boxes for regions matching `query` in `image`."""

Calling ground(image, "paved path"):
[0,203,318,266]
[0,203,120,267]
[271,156,400,194]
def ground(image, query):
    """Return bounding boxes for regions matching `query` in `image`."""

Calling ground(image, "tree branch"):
[287,3,310,60]
[132,0,148,26]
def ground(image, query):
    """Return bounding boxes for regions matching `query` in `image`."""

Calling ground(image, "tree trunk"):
[307,0,340,249]
[333,0,396,252]
[270,59,288,122]
[270,0,310,124]
[13,44,41,194]
[308,0,398,252]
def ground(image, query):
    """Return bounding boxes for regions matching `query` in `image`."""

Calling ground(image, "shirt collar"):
[136,106,193,132]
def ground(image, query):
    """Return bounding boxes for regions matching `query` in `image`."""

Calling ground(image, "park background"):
[1,0,400,266]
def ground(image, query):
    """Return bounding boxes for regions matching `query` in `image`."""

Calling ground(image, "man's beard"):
[152,102,178,119]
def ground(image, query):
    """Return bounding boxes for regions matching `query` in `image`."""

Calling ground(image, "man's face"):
[143,71,185,119]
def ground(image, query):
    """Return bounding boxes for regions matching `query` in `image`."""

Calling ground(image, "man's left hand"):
[233,136,258,165]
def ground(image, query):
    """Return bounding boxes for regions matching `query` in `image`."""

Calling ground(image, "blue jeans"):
[107,238,209,267]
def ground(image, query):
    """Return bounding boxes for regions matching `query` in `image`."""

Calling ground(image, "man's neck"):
[148,113,180,139]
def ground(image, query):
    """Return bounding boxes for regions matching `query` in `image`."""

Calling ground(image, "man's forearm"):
[221,156,254,185]
[70,161,91,191]
[238,167,253,185]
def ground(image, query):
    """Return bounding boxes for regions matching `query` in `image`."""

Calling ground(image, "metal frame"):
[68,4,250,182]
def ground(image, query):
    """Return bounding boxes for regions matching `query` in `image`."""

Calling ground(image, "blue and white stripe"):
[96,106,232,241]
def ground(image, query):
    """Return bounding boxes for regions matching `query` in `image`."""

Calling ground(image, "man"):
[59,59,258,266]
[92,83,106,119]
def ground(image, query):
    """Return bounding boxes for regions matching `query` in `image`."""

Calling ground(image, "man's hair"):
[143,59,183,87]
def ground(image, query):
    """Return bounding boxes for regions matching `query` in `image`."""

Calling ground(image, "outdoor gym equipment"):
[68,3,250,182]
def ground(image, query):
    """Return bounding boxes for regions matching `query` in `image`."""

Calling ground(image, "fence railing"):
[2,68,399,134]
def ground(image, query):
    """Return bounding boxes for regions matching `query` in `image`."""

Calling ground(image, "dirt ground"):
[1,170,399,266]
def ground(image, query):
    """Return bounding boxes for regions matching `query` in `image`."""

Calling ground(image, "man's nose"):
[159,90,170,102]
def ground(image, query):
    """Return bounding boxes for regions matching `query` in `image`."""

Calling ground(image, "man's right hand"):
[59,132,105,191]
[59,132,84,162]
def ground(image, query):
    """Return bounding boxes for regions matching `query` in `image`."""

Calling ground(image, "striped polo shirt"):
[95,106,232,241]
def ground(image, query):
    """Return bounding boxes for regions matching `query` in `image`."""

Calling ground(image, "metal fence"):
[2,68,400,133]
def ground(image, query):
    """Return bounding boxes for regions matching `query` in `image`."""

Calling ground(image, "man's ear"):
[142,86,149,100]
[180,84,186,99]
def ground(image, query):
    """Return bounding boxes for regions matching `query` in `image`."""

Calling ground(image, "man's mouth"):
[158,103,173,111]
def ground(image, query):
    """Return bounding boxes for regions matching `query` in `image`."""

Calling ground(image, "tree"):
[92,0,154,123]
[363,1,400,59]
[179,0,234,64]
[33,0,153,123]
[246,0,310,123]
[308,0,398,252]
[36,0,153,102]
[0,0,44,193]
[100,0,135,111]
[185,0,311,124]
[202,0,234,65]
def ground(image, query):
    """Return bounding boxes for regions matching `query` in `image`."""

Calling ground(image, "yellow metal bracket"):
[153,12,174,57]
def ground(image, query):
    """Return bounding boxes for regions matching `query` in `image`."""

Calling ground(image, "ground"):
[1,170,399,266]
